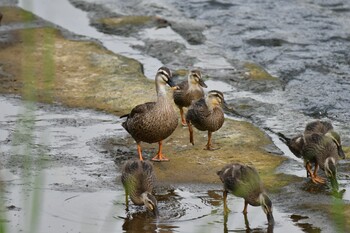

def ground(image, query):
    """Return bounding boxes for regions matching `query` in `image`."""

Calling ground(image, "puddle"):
[3,186,308,233]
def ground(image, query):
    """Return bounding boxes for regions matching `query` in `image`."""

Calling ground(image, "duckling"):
[278,120,345,182]
[173,69,207,126]
[305,120,345,159]
[217,163,274,226]
[304,120,345,183]
[302,133,340,191]
[121,160,158,216]
[121,67,178,161]
[186,90,226,150]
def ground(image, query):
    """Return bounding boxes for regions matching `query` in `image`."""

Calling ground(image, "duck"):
[186,90,226,150]
[121,66,178,161]
[304,120,345,183]
[217,163,274,226]
[173,69,207,126]
[121,160,158,216]
[302,133,340,191]
[304,120,345,159]
[278,120,344,184]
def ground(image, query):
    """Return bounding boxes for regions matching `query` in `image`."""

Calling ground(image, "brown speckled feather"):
[217,163,264,206]
[121,160,156,205]
[186,98,224,132]
[304,120,333,135]
[173,70,206,109]
[302,133,338,169]
[121,67,178,145]
[173,80,205,107]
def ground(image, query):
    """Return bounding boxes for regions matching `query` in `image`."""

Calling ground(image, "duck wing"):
[218,163,261,197]
[173,81,189,106]
[127,102,156,118]
[187,98,211,118]
[305,121,333,135]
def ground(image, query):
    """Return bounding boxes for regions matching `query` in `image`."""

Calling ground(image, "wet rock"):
[70,0,205,45]
[92,15,171,37]
[132,40,196,67]
[246,38,288,47]
[169,20,206,45]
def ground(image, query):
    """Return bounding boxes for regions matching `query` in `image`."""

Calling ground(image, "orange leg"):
[223,190,230,215]
[188,122,194,145]
[125,192,129,211]
[243,200,248,214]
[205,131,219,150]
[180,108,187,126]
[313,163,325,184]
[305,161,311,177]
[151,141,170,162]
[306,162,325,184]
[137,143,144,161]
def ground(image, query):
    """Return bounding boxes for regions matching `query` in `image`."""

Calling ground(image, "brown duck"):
[217,163,274,226]
[278,120,345,184]
[186,90,226,150]
[121,67,178,161]
[173,69,207,125]
[302,133,341,191]
[121,160,158,216]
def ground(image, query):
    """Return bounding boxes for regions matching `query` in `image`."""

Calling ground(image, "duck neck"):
[205,98,214,112]
[156,83,166,99]
[156,81,168,102]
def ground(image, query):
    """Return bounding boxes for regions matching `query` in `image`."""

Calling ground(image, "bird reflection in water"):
[223,212,274,233]
[122,211,176,233]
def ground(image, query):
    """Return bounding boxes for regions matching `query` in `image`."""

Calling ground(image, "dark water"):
[10,0,350,232]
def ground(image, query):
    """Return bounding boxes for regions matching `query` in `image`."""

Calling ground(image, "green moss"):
[343,146,350,158]
[244,62,278,81]
[98,15,154,27]
[174,69,188,77]
[0,6,36,24]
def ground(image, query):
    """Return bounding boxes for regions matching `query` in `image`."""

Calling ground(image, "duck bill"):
[267,212,274,226]
[330,175,339,192]
[199,79,208,88]
[171,85,180,90]
[338,146,346,159]
[166,79,176,88]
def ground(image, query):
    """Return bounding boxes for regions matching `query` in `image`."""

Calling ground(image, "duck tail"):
[120,114,129,119]
[276,132,290,144]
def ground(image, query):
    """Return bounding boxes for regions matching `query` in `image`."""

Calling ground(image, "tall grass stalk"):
[4,4,55,233]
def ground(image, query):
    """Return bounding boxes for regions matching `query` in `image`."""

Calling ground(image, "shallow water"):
[0,95,330,233]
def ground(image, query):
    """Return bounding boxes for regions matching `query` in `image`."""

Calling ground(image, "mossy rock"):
[0,6,35,24]
[244,62,278,81]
